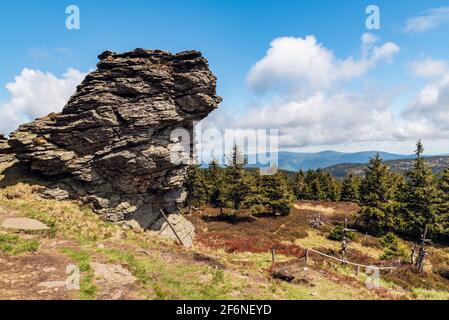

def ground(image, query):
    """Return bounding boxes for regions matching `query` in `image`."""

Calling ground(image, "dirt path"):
[0,246,74,299]
[0,205,140,300]
[0,206,75,299]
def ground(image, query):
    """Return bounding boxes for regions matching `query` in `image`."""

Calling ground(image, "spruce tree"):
[397,141,446,271]
[438,168,449,210]
[358,154,398,234]
[340,173,360,202]
[259,171,295,216]
[438,169,449,202]
[225,145,252,212]
[401,140,442,239]
[304,170,325,200]
[299,169,340,201]
[310,176,324,200]
[437,168,449,238]
[184,164,208,213]
[321,172,340,201]
[207,159,226,214]
[302,170,316,200]
[294,170,306,200]
[242,171,266,214]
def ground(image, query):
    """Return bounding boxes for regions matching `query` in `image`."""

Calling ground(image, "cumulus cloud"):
[200,34,402,151]
[404,7,449,33]
[0,68,86,135]
[202,35,449,154]
[246,34,399,94]
[409,58,448,77]
[231,92,395,148]
[400,73,449,140]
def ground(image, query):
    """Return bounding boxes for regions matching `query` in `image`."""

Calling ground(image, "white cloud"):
[203,34,400,150]
[246,34,399,94]
[409,58,448,77]
[201,89,406,157]
[0,68,86,135]
[361,32,379,46]
[401,73,449,140]
[404,7,449,33]
[231,92,395,148]
[203,36,449,154]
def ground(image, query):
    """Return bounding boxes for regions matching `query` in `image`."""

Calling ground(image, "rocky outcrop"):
[0,134,14,163]
[3,49,221,234]
[149,213,196,247]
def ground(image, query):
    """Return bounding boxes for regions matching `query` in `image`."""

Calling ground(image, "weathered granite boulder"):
[3,49,221,233]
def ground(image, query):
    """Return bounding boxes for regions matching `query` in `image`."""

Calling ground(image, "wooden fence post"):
[159,209,185,247]
[305,249,309,263]
[271,248,276,263]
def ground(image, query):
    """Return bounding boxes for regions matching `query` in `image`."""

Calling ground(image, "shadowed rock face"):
[0,134,14,163]
[4,49,221,230]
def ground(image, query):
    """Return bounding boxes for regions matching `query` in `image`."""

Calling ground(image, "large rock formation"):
[3,49,221,235]
[0,134,14,163]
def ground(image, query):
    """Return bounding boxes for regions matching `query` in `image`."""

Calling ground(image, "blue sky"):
[1,0,449,154]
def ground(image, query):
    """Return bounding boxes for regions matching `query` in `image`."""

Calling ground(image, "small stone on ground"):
[1,217,49,231]
[91,262,136,285]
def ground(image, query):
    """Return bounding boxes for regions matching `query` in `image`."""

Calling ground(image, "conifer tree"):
[358,154,398,234]
[437,168,449,238]
[321,172,340,201]
[259,171,295,216]
[294,170,307,200]
[340,173,360,202]
[225,145,252,211]
[207,159,226,214]
[438,168,449,209]
[303,170,324,200]
[438,169,449,206]
[302,170,316,200]
[184,164,208,213]
[310,176,324,200]
[401,140,442,239]
[242,171,266,214]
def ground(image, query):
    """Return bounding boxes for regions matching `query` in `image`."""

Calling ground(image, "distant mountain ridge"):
[323,155,449,178]
[236,150,413,171]
[201,150,448,174]
[272,151,415,171]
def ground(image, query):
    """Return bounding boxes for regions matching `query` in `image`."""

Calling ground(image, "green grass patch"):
[410,287,449,300]
[98,248,150,284]
[61,247,97,300]
[98,247,248,300]
[0,233,39,255]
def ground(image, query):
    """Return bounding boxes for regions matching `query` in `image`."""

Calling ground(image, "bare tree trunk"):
[411,244,416,264]
[415,225,428,273]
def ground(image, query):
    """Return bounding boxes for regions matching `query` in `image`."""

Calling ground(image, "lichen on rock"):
[2,49,221,236]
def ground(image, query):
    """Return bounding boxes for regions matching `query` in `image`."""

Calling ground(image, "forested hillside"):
[324,156,449,179]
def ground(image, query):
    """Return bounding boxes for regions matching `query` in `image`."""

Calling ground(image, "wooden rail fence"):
[303,248,398,272]
[270,247,398,274]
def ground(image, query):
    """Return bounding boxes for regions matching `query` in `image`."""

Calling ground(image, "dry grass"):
[294,203,337,216]
[294,229,382,260]
[295,230,340,251]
